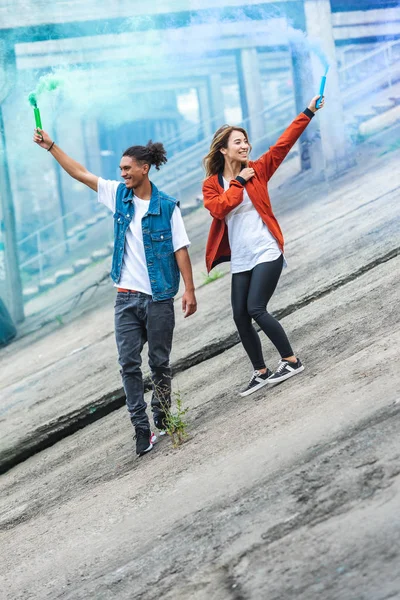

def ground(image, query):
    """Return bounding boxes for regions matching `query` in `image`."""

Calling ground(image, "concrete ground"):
[0,127,399,599]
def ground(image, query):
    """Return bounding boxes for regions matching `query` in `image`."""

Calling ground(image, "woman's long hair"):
[203,125,251,178]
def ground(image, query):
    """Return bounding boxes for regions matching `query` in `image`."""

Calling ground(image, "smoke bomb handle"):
[34,107,42,130]
[316,74,327,109]
[33,106,43,140]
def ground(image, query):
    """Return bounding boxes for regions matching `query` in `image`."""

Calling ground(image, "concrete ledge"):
[91,248,111,261]
[55,268,75,285]
[1,246,398,475]
[360,104,400,138]
[73,258,92,273]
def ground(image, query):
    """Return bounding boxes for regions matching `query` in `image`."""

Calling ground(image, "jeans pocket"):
[114,293,130,307]
[149,297,175,324]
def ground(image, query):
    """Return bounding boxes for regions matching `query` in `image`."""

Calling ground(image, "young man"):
[33,131,197,456]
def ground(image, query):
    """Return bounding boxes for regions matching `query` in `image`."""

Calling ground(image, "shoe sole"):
[240,378,270,397]
[267,365,305,385]
[137,433,157,457]
[137,442,153,457]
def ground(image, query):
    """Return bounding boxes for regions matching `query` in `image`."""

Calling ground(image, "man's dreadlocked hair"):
[122,140,168,171]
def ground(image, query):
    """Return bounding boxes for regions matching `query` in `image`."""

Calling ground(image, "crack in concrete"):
[1,246,399,475]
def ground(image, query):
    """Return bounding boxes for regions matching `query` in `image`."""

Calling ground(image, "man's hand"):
[174,247,196,317]
[182,289,197,318]
[308,95,325,113]
[33,128,53,150]
[238,167,255,181]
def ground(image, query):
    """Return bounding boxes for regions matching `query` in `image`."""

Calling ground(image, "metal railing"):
[18,200,108,286]
[151,97,296,196]
[20,39,400,292]
[164,110,226,158]
[17,96,296,291]
[338,39,400,103]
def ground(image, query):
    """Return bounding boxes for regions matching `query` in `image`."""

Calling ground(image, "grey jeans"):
[114,291,175,429]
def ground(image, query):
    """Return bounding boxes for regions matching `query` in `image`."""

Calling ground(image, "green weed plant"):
[202,269,225,286]
[159,390,190,448]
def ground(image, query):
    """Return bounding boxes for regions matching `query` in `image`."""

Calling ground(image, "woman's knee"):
[247,304,266,322]
[233,309,251,332]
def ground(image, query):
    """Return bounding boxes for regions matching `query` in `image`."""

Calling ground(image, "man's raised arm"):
[33,128,99,192]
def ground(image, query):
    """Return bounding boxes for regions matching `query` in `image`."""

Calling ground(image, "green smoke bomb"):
[28,92,43,136]
[34,107,42,129]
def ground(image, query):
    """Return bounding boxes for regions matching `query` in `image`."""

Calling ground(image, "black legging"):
[231,255,294,370]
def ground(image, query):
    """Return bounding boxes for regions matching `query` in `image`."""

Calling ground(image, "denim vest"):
[110,182,180,301]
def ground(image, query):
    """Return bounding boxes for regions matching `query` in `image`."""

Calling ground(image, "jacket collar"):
[122,182,160,215]
[121,185,133,203]
[216,162,253,189]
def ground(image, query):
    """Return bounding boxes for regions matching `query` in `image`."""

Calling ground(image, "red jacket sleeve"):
[253,112,311,181]
[202,177,245,220]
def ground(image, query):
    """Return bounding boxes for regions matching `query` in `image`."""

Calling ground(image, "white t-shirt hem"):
[223,177,283,274]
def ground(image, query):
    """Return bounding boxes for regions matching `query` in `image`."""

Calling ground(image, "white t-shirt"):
[98,178,190,294]
[223,178,282,274]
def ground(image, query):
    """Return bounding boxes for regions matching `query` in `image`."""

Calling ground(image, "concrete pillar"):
[207,73,225,133]
[196,83,213,138]
[153,120,163,142]
[0,106,24,323]
[167,120,176,140]
[82,118,102,184]
[159,121,168,140]
[0,39,24,323]
[304,0,354,176]
[289,40,325,176]
[54,106,93,230]
[236,48,265,140]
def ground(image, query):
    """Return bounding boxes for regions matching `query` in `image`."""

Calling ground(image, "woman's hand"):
[33,128,53,149]
[238,167,255,181]
[308,95,325,113]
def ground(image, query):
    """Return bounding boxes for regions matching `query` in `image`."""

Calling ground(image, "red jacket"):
[203,111,313,272]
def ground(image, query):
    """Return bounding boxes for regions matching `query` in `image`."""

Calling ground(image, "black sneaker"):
[267,359,304,385]
[154,413,168,436]
[240,369,272,397]
[135,428,156,456]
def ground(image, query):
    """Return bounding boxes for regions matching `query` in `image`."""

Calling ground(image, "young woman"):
[202,95,324,396]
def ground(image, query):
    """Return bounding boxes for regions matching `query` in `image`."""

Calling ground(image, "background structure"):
[0,0,399,322]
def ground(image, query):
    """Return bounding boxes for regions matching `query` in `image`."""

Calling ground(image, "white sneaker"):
[267,359,304,385]
[240,369,273,397]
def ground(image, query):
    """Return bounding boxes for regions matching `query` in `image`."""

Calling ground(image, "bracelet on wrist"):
[47,141,55,152]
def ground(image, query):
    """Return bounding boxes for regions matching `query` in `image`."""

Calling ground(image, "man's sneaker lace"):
[135,427,156,456]
[240,368,272,397]
[267,358,304,384]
